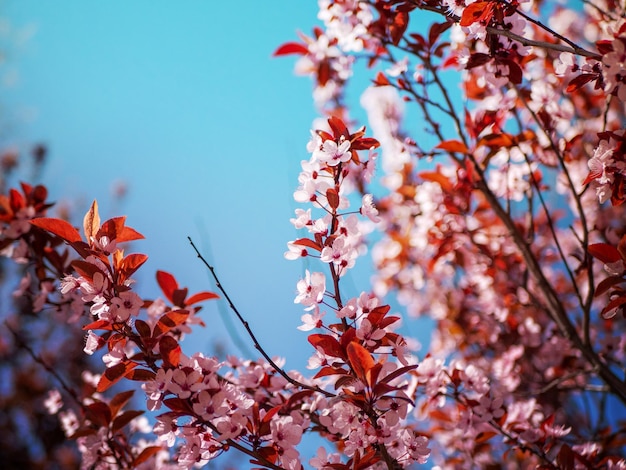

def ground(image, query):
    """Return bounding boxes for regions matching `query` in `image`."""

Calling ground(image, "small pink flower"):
[271,415,303,449]
[314,138,352,166]
[360,194,381,222]
[44,389,63,414]
[294,270,326,308]
[109,291,143,322]
[356,318,385,347]
[83,330,103,355]
[297,308,326,331]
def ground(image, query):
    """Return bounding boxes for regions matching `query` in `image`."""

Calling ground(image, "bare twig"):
[407,1,601,59]
[5,321,87,410]
[187,237,335,398]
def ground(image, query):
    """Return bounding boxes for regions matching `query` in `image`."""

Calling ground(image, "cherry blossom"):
[294,270,326,308]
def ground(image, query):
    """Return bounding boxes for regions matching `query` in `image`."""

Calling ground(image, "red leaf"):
[273,42,309,56]
[160,335,181,368]
[135,319,152,340]
[318,60,331,86]
[185,291,219,306]
[110,390,135,417]
[293,237,322,251]
[351,137,380,151]
[460,1,493,27]
[30,218,82,243]
[9,188,25,210]
[595,276,625,297]
[154,310,190,337]
[83,319,113,331]
[429,21,452,46]
[134,446,163,466]
[326,188,340,210]
[566,73,595,93]
[436,140,469,154]
[98,217,144,243]
[588,243,622,264]
[112,410,144,433]
[308,333,345,359]
[596,39,613,55]
[502,58,523,85]
[466,52,492,69]
[172,287,188,308]
[373,71,390,86]
[389,11,409,45]
[379,364,419,384]
[119,253,148,279]
[125,368,156,382]
[313,366,349,379]
[85,401,112,427]
[347,342,375,384]
[557,443,575,470]
[97,361,138,393]
[71,260,107,282]
[328,116,350,140]
[601,296,626,316]
[156,270,178,303]
[118,225,145,243]
[419,170,454,192]
[83,200,101,241]
[475,431,498,444]
[483,133,516,148]
[261,405,282,425]
[163,397,193,414]
[366,305,391,327]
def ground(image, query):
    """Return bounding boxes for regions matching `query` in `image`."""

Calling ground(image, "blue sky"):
[3,1,427,373]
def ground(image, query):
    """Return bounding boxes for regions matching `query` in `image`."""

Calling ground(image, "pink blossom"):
[109,291,143,322]
[59,409,80,437]
[297,308,326,331]
[320,236,356,272]
[213,412,247,440]
[401,430,430,464]
[376,394,410,426]
[290,208,312,229]
[83,330,103,355]
[460,364,490,396]
[343,426,376,457]
[44,389,63,414]
[307,347,329,370]
[314,138,352,166]
[356,318,385,347]
[284,241,309,260]
[143,368,173,411]
[271,415,303,449]
[12,272,31,298]
[473,395,505,423]
[294,270,326,308]
[153,414,178,447]
[309,446,342,469]
[192,390,229,420]
[603,36,626,101]
[60,275,81,295]
[360,193,381,222]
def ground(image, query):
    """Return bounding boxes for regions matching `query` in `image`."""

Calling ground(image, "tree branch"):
[188,237,335,398]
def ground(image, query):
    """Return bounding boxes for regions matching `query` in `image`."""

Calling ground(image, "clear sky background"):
[3,1,433,374]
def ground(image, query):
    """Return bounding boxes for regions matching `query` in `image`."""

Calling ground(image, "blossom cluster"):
[278,0,626,467]
[284,116,431,467]
[3,0,626,468]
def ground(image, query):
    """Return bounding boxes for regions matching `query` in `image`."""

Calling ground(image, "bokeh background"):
[3,1,430,374]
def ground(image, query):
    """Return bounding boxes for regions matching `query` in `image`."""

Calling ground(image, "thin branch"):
[5,321,87,410]
[187,237,335,398]
[410,1,601,59]
[512,6,601,59]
